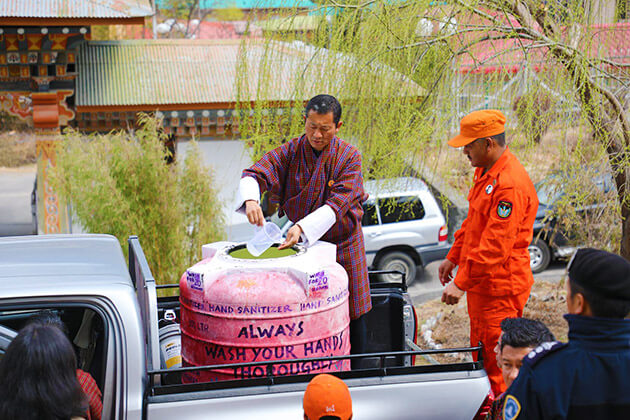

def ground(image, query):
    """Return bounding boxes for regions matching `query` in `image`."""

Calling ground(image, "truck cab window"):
[0,306,107,407]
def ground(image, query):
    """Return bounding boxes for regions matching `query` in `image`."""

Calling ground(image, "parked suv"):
[529,172,615,273]
[361,178,450,285]
[264,177,450,285]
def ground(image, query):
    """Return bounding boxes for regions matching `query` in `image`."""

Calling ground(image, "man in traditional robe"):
[236,94,371,353]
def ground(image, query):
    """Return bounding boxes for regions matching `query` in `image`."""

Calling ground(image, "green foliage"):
[512,93,555,144]
[235,0,445,181]
[162,0,199,19]
[213,5,245,21]
[235,0,630,253]
[51,115,225,286]
[537,142,621,253]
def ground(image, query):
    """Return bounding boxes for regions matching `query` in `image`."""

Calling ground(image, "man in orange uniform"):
[438,110,538,397]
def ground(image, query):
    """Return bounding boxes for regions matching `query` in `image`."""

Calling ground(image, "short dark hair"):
[500,317,555,351]
[569,278,630,318]
[28,309,68,335]
[305,94,342,126]
[491,132,505,146]
[0,323,88,420]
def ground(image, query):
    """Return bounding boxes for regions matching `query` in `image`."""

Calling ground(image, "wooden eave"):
[1,17,146,26]
[76,100,302,113]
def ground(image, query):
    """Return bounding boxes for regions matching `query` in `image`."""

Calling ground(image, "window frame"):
[362,199,381,226]
[0,297,122,420]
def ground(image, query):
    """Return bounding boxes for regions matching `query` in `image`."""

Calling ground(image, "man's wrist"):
[453,280,465,292]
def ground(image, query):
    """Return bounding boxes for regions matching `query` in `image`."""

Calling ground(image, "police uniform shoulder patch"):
[497,200,512,218]
[503,395,521,420]
[524,341,567,367]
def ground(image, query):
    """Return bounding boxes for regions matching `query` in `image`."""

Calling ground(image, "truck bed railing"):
[148,345,483,395]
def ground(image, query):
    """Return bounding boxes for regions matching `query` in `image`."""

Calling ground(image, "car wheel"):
[529,239,551,274]
[376,251,417,286]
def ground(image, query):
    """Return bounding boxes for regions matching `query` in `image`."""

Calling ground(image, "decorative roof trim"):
[1,17,147,26]
[76,100,303,112]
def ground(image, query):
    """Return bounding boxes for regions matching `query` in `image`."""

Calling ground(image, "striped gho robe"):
[242,134,372,319]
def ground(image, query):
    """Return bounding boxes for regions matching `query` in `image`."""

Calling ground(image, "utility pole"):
[152,0,158,39]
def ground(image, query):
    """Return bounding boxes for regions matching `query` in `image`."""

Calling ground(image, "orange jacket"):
[447,148,538,296]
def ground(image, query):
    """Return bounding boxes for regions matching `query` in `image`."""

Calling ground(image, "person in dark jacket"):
[503,248,630,420]
[485,318,554,420]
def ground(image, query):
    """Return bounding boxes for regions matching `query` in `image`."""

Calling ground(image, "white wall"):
[177,138,254,242]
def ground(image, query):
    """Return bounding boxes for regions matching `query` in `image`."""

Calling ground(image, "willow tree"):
[235,0,450,180]
[413,0,630,256]
[235,0,630,257]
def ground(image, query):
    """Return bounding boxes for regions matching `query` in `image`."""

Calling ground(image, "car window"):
[535,180,563,206]
[268,211,289,229]
[362,202,379,226]
[378,196,425,224]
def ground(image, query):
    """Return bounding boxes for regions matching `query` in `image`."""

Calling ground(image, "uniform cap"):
[303,374,352,420]
[568,248,630,300]
[448,109,506,147]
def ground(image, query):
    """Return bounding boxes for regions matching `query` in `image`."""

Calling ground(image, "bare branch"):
[464,42,555,72]
[454,0,505,28]
[326,0,377,10]
[591,57,630,68]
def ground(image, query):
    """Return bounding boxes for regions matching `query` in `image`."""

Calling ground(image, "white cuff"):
[235,176,260,214]
[296,205,336,247]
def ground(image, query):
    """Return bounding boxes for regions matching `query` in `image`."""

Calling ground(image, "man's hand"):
[441,281,465,305]
[245,200,264,227]
[278,224,303,250]
[438,259,456,286]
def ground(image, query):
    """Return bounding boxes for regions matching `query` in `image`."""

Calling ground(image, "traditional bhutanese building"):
[0,0,153,234]
[1,1,424,234]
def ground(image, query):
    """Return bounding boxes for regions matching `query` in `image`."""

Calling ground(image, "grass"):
[0,131,36,167]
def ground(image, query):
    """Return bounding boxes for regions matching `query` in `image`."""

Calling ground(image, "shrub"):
[52,115,225,286]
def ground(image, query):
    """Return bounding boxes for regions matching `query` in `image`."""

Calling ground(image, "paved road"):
[0,166,36,236]
[408,260,567,306]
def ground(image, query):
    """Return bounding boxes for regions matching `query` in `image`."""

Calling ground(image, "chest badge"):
[485,184,493,194]
[497,200,513,218]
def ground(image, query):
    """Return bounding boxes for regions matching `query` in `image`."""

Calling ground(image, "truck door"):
[128,236,162,382]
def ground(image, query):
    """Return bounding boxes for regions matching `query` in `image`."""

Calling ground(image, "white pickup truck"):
[0,234,489,419]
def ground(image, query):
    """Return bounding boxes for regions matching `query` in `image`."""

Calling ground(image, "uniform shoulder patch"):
[503,395,521,420]
[524,341,567,367]
[497,200,512,218]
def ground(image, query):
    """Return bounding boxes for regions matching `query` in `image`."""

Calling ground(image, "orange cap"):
[303,374,352,420]
[448,109,506,147]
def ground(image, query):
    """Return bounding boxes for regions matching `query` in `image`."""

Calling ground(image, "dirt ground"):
[415,280,569,363]
[422,124,592,198]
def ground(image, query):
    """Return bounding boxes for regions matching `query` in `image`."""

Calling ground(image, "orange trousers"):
[467,289,531,396]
